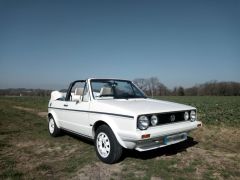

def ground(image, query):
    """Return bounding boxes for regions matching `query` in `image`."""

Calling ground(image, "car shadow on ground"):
[60,131,198,161]
[122,137,198,160]
[61,130,94,146]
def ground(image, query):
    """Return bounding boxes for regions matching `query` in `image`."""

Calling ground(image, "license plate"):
[164,133,187,145]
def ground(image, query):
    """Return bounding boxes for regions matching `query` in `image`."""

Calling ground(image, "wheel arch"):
[92,120,127,149]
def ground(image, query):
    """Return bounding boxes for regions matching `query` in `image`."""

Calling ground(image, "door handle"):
[64,104,68,107]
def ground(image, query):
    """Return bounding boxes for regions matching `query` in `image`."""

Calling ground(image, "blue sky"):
[0,0,239,89]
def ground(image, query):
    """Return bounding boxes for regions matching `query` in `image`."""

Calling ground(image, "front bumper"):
[135,132,188,151]
[118,120,202,151]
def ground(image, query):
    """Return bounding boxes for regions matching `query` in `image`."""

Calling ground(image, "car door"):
[60,81,92,137]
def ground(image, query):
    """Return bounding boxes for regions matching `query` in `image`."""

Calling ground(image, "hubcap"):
[96,132,110,158]
[49,118,55,134]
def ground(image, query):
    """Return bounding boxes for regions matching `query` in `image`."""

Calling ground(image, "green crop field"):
[0,96,240,179]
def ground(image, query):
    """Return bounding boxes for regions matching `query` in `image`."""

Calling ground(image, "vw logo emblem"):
[170,115,175,122]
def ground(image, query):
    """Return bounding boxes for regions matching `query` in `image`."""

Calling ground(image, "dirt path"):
[73,162,123,180]
[13,106,48,118]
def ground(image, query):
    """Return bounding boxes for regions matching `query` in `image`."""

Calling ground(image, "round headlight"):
[184,111,189,120]
[137,116,149,130]
[151,115,158,126]
[190,110,196,121]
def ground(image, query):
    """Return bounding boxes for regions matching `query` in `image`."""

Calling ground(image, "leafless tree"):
[133,77,170,97]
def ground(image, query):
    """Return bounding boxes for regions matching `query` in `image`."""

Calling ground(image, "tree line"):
[0,88,52,96]
[133,77,240,96]
[0,78,239,96]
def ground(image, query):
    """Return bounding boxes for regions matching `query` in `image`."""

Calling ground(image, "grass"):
[0,96,240,179]
[156,96,240,127]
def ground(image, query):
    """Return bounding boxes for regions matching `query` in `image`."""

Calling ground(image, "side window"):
[70,81,89,102]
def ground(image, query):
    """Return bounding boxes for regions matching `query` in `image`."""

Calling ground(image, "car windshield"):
[90,79,146,99]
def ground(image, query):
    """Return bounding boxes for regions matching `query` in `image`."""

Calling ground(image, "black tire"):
[94,125,123,164]
[48,116,61,137]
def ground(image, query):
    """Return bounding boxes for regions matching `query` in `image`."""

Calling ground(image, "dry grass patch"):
[74,162,123,180]
[13,105,47,118]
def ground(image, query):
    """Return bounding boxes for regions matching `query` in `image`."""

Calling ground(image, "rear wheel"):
[95,125,123,164]
[48,116,61,137]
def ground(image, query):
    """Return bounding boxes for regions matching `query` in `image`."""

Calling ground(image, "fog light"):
[190,110,196,121]
[151,115,158,126]
[184,111,189,120]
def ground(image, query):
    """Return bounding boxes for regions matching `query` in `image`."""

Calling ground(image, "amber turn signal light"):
[142,134,150,139]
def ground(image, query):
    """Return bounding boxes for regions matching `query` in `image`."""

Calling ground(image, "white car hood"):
[92,98,195,117]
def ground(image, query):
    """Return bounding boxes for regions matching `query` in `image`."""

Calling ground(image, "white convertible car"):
[48,78,202,163]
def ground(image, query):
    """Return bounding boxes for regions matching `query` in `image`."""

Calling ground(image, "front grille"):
[144,111,191,126]
[157,111,185,125]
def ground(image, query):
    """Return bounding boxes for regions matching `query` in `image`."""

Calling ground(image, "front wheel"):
[95,125,123,164]
[48,116,61,137]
